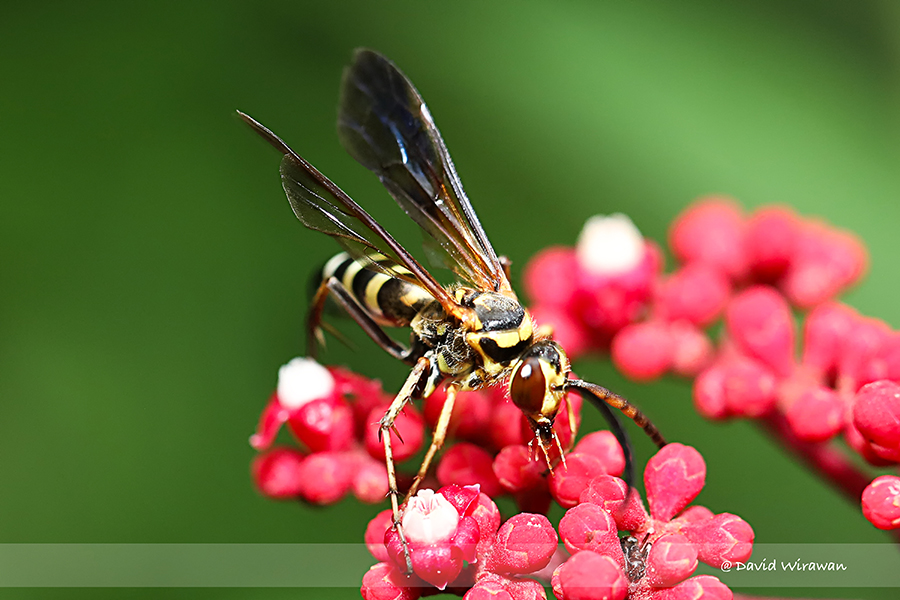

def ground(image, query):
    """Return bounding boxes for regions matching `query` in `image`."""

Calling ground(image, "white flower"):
[402,489,460,544]
[576,213,645,275]
[276,357,335,410]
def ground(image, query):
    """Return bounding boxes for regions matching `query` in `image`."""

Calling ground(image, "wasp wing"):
[337,49,510,294]
[238,110,456,309]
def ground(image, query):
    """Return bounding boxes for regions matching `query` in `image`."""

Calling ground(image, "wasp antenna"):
[566,379,666,449]
[564,379,637,494]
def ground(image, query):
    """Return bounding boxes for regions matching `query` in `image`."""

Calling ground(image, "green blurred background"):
[1,1,899,598]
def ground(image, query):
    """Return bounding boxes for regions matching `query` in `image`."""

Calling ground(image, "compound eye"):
[510,356,546,415]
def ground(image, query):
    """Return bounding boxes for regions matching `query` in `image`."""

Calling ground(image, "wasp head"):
[509,340,571,470]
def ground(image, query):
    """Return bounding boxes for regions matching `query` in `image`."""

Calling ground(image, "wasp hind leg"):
[307,276,414,363]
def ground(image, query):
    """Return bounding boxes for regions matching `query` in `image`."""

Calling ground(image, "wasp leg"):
[405,383,459,501]
[307,276,414,363]
[381,356,432,574]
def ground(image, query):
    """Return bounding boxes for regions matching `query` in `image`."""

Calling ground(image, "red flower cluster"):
[524,197,900,532]
[249,356,753,597]
[361,445,749,600]
[251,358,411,505]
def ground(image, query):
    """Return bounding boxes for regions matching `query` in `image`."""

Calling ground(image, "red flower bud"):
[493,445,545,493]
[669,197,747,279]
[559,503,623,562]
[366,509,394,562]
[862,475,900,530]
[524,246,579,309]
[693,364,730,420]
[361,562,421,600]
[781,220,867,308]
[721,357,777,418]
[530,305,592,359]
[652,575,733,600]
[725,286,795,377]
[578,475,648,531]
[611,321,673,382]
[437,443,503,498]
[669,321,715,378]
[352,453,390,503]
[364,404,425,463]
[785,386,845,442]
[489,513,558,575]
[745,206,799,283]
[552,551,628,600]
[573,431,625,477]
[656,264,731,326]
[251,447,306,499]
[550,453,616,509]
[853,380,900,452]
[682,513,754,567]
[645,533,698,588]
[296,451,354,505]
[801,302,858,376]
[645,444,706,522]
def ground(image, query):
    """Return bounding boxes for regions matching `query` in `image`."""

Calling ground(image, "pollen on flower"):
[402,489,460,544]
[576,213,645,275]
[276,357,335,409]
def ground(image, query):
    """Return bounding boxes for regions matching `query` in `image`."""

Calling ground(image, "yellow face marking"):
[539,360,566,418]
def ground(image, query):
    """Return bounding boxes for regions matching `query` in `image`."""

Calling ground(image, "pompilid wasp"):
[239,49,667,571]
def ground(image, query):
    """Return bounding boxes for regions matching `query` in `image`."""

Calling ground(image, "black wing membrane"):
[237,110,455,309]
[337,49,510,294]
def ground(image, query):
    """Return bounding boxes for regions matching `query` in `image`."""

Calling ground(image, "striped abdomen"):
[321,252,435,327]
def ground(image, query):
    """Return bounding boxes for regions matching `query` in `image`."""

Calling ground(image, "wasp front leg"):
[405,383,459,501]
[379,356,433,574]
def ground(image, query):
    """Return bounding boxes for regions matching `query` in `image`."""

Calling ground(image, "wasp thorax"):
[509,340,569,421]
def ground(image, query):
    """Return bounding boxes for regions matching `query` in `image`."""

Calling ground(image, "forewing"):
[337,49,510,293]
[238,111,454,308]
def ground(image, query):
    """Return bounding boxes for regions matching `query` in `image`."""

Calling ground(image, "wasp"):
[240,49,666,567]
